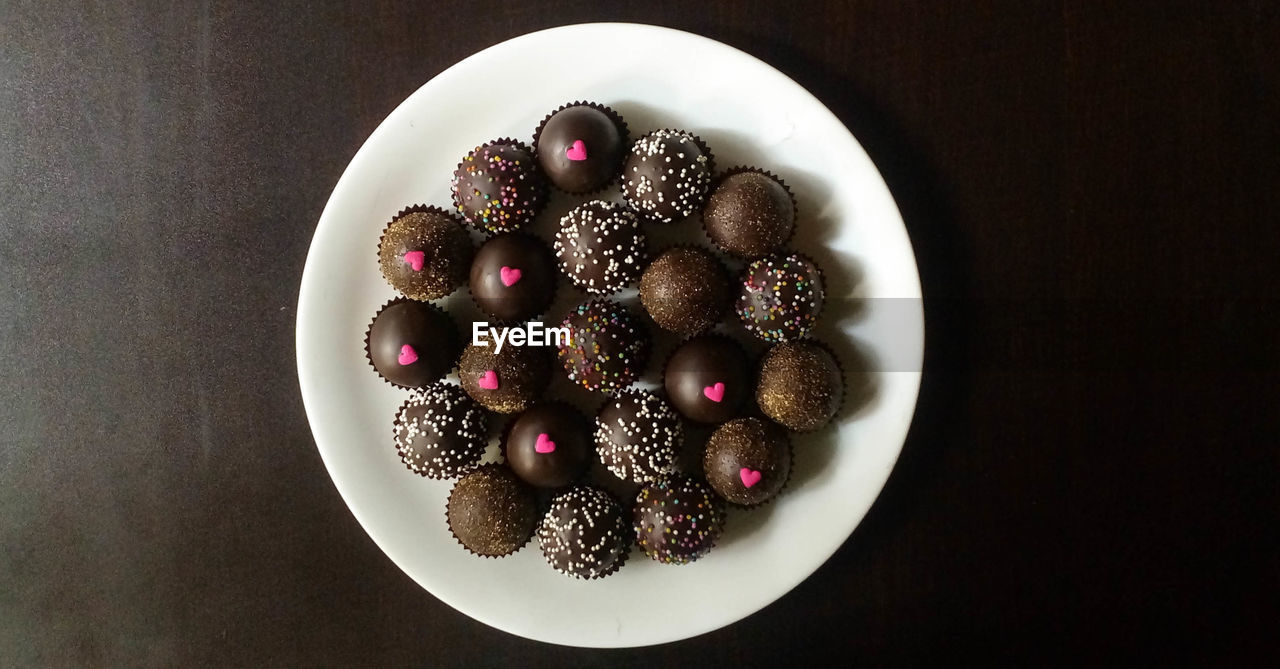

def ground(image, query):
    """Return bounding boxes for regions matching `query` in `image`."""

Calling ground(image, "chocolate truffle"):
[557,299,650,393]
[633,476,725,565]
[702,170,796,259]
[621,129,713,224]
[377,206,474,301]
[736,253,825,342]
[451,139,546,233]
[365,299,459,389]
[533,103,627,194]
[704,417,792,506]
[470,233,557,323]
[553,200,647,294]
[537,486,630,579]
[663,334,751,424]
[447,465,539,557]
[639,246,731,335]
[594,389,683,485]
[505,403,592,489]
[457,341,553,414]
[393,382,490,479]
[756,340,844,432]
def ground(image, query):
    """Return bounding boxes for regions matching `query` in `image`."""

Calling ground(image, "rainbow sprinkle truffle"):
[557,298,650,393]
[392,382,490,479]
[554,200,648,294]
[451,139,546,233]
[594,389,683,485]
[633,475,725,565]
[621,129,713,224]
[735,253,825,342]
[537,486,630,579]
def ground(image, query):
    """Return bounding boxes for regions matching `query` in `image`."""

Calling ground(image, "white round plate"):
[297,23,924,648]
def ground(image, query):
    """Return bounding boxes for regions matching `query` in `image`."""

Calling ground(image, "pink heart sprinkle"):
[499,266,522,287]
[477,370,499,390]
[565,139,588,161]
[397,344,418,366]
[535,433,556,454]
[403,250,425,271]
[740,468,762,488]
[703,382,726,403]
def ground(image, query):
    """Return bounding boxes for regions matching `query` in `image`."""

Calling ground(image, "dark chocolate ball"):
[457,341,553,414]
[735,253,825,342]
[392,382,490,479]
[621,129,713,224]
[447,465,539,557]
[594,389,683,485]
[704,417,792,506]
[702,171,795,259]
[663,334,751,424]
[505,403,591,488]
[377,207,474,301]
[553,200,647,294]
[534,104,627,194]
[470,233,557,322]
[365,300,459,388]
[557,299,650,393]
[639,246,731,335]
[537,486,630,579]
[633,476,725,565]
[756,340,843,431]
[451,139,546,233]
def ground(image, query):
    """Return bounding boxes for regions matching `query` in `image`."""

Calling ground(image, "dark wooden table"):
[3,1,1276,665]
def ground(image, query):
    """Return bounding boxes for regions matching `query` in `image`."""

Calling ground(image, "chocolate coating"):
[621,129,712,224]
[554,200,647,294]
[457,341,552,414]
[365,300,459,388]
[594,390,683,485]
[639,246,731,335]
[557,299,650,393]
[736,253,825,342]
[537,486,629,579]
[505,403,591,489]
[633,476,724,565]
[393,382,489,479]
[470,233,557,322]
[451,140,546,233]
[702,171,795,259]
[663,334,750,424]
[534,104,626,194]
[377,207,474,301]
[756,340,844,431]
[447,465,539,557]
[704,417,792,506]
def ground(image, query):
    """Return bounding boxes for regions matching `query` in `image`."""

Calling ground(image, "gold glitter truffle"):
[377,207,474,301]
[457,341,552,414]
[755,340,844,432]
[447,465,539,558]
[639,246,731,335]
